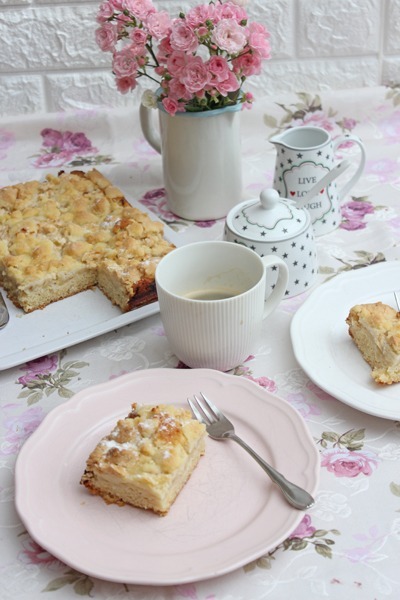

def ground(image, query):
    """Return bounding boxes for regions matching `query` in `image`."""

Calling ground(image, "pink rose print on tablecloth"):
[0,129,15,160]
[321,447,379,477]
[18,354,58,386]
[340,198,375,231]
[289,514,316,539]
[364,157,399,183]
[377,110,400,144]
[31,128,112,168]
[139,188,217,228]
[1,404,45,455]
[19,538,61,568]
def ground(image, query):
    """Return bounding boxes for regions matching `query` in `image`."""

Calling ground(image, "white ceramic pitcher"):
[140,103,243,221]
[270,126,366,236]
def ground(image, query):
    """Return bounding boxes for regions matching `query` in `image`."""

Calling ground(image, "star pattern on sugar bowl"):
[224,189,318,298]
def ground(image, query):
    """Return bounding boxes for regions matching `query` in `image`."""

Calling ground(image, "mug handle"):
[261,256,289,318]
[332,133,366,201]
[139,104,162,154]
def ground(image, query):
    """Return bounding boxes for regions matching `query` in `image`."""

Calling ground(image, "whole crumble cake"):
[0,169,175,313]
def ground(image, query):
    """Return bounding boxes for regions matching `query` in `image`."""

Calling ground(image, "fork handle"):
[227,433,315,511]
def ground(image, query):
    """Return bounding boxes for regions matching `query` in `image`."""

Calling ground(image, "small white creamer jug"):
[270,126,366,236]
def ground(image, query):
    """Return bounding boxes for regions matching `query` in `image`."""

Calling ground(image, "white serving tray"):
[0,201,181,371]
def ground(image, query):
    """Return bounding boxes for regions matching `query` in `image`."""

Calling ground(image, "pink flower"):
[289,514,316,539]
[215,70,240,95]
[113,48,138,77]
[247,22,271,58]
[116,75,137,93]
[162,97,184,116]
[146,11,171,39]
[95,23,117,52]
[1,405,45,455]
[186,4,215,27]
[214,1,247,23]
[321,448,379,478]
[166,50,187,76]
[168,77,192,101]
[211,19,247,54]
[128,27,148,52]
[41,128,64,148]
[19,538,60,567]
[61,132,95,153]
[18,354,58,386]
[208,55,230,82]
[96,1,115,22]
[180,56,211,94]
[244,375,277,393]
[170,20,199,53]
[291,110,335,131]
[33,151,74,168]
[365,158,398,182]
[233,51,262,76]
[122,0,155,21]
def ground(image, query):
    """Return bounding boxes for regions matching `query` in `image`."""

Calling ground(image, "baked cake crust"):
[346,302,400,384]
[80,403,206,515]
[0,169,175,313]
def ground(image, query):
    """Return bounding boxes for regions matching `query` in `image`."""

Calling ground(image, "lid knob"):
[260,189,280,210]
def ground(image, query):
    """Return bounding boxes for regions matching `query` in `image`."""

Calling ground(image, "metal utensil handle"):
[0,292,9,329]
[227,432,315,510]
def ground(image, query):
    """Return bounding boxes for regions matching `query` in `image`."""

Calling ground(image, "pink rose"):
[112,48,138,77]
[215,70,240,95]
[247,22,271,58]
[122,0,155,21]
[211,19,247,54]
[289,515,316,539]
[19,538,60,567]
[186,4,215,27]
[214,1,247,23]
[18,354,58,386]
[146,11,171,39]
[166,50,187,76]
[96,2,115,23]
[40,128,64,148]
[208,55,230,82]
[33,151,74,168]
[170,20,199,53]
[321,448,378,477]
[129,27,148,52]
[95,23,117,52]
[167,77,192,100]
[292,110,336,131]
[179,56,211,94]
[161,97,184,116]
[116,75,137,94]
[1,405,45,455]
[61,132,94,153]
[233,51,262,76]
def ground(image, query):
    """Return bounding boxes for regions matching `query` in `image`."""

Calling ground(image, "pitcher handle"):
[261,256,289,319]
[332,133,366,201]
[139,104,162,154]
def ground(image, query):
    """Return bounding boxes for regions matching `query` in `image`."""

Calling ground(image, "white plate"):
[15,368,319,586]
[291,261,400,420]
[0,200,180,371]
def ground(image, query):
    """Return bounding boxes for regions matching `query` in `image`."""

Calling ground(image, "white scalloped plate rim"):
[290,261,400,420]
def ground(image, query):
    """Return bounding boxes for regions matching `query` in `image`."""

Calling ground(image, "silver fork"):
[188,392,315,511]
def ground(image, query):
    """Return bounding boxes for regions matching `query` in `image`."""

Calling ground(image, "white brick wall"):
[0,0,399,117]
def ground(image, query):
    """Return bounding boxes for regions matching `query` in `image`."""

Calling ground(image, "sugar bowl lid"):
[226,188,310,242]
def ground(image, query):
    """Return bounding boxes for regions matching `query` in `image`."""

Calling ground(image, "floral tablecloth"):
[1,85,400,600]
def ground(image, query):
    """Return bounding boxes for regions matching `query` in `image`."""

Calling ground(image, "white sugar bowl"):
[224,189,318,298]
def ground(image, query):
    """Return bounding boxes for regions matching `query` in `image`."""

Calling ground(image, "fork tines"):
[188,392,219,424]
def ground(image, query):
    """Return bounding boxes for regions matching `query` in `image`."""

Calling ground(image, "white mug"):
[155,241,289,371]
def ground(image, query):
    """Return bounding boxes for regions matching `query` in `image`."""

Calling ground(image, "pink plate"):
[15,368,319,585]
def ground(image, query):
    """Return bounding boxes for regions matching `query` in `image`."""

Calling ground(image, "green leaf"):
[27,392,43,405]
[340,429,365,444]
[315,543,332,559]
[59,388,74,399]
[43,574,80,592]
[291,539,308,551]
[313,529,329,537]
[390,482,400,497]
[263,115,278,128]
[321,432,339,443]
[73,577,94,596]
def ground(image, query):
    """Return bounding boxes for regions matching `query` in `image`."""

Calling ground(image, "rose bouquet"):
[95,0,271,115]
